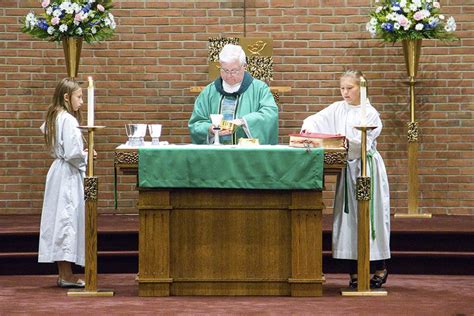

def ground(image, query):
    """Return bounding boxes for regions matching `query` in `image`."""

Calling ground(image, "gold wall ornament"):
[407,121,419,143]
[62,37,83,79]
[247,55,273,81]
[208,37,240,62]
[247,40,267,55]
[84,176,98,201]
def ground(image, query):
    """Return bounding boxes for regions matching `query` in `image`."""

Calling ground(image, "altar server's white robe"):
[38,111,87,266]
[302,100,390,260]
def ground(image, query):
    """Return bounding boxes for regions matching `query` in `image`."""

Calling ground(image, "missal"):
[289,133,346,149]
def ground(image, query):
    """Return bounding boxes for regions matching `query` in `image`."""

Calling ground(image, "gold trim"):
[407,121,419,143]
[356,177,371,201]
[324,151,347,165]
[114,151,138,165]
[84,177,98,201]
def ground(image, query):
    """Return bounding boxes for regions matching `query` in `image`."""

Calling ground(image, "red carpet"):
[1,274,473,315]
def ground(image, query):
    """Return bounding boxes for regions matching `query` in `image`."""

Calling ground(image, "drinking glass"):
[148,124,162,145]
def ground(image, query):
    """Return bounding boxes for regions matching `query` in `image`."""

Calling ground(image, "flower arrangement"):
[21,0,116,44]
[366,0,457,42]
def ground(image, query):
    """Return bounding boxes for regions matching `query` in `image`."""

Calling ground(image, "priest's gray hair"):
[219,44,247,66]
[341,70,365,84]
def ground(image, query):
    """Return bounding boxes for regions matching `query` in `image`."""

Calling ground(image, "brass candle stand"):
[341,125,387,297]
[68,125,114,297]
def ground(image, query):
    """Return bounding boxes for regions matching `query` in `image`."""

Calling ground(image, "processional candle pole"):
[341,77,387,297]
[68,78,113,297]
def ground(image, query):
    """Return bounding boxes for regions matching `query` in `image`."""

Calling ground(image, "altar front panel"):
[138,188,324,296]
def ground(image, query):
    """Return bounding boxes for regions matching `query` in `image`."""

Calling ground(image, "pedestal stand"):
[341,125,387,297]
[68,126,114,297]
[395,39,431,219]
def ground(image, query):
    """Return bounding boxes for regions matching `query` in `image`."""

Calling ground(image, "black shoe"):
[370,269,388,289]
[349,274,358,289]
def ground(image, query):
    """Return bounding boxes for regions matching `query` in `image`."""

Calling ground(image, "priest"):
[188,44,278,145]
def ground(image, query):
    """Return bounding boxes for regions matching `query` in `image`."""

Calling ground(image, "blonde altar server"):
[38,78,87,288]
[301,70,390,289]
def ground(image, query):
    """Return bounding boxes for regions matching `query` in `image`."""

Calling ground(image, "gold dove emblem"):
[247,40,267,55]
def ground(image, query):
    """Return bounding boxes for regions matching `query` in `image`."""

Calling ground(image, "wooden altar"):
[115,146,346,297]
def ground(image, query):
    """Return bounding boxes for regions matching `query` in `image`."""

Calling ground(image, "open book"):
[289,133,346,149]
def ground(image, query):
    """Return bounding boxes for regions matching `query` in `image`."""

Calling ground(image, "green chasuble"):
[138,145,324,190]
[188,72,279,145]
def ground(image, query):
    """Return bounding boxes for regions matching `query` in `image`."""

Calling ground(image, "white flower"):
[409,4,418,11]
[91,26,97,34]
[47,26,55,35]
[59,24,68,32]
[376,6,383,13]
[394,22,401,30]
[399,0,407,8]
[76,27,83,35]
[104,18,111,26]
[403,20,412,30]
[433,2,440,9]
[413,0,422,7]
[52,9,61,17]
[370,17,377,26]
[72,3,82,13]
[446,16,456,32]
[46,7,53,15]
[366,22,377,37]
[59,1,71,11]
[415,23,424,31]
[439,15,445,20]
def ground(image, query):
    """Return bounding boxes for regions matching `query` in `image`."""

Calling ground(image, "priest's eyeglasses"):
[220,66,243,75]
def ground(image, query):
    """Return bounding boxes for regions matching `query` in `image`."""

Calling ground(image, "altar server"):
[38,78,87,288]
[189,43,278,145]
[301,70,390,289]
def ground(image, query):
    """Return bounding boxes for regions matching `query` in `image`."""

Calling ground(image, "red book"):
[289,133,346,149]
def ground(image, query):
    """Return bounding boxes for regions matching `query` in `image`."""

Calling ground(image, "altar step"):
[0,214,472,275]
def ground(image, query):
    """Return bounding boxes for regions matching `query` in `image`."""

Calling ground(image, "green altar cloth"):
[138,145,324,190]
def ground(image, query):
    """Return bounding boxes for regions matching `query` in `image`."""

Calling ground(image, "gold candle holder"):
[68,125,113,297]
[341,125,387,297]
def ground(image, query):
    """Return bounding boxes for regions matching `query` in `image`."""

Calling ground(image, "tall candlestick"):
[360,76,367,126]
[87,76,94,127]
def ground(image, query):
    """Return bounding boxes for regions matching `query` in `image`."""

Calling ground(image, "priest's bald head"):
[218,44,247,88]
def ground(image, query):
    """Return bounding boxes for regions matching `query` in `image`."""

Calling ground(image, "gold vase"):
[62,37,83,79]
[402,39,422,79]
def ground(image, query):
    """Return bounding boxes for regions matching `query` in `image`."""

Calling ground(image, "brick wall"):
[0,0,472,215]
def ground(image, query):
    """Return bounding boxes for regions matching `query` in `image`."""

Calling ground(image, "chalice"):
[210,114,223,145]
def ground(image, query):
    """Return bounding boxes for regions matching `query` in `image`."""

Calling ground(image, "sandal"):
[370,269,388,289]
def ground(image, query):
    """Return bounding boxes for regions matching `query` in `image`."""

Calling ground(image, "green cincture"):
[367,149,376,241]
[343,149,376,241]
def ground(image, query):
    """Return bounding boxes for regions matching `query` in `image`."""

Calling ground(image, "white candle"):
[360,76,367,126]
[87,76,94,127]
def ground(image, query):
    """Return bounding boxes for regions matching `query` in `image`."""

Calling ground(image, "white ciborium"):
[125,123,147,147]
[210,114,223,145]
[148,124,162,145]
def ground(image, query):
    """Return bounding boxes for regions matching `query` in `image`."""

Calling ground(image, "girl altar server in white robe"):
[301,70,390,289]
[38,78,87,288]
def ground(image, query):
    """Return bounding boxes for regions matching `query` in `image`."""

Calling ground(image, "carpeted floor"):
[1,274,473,315]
